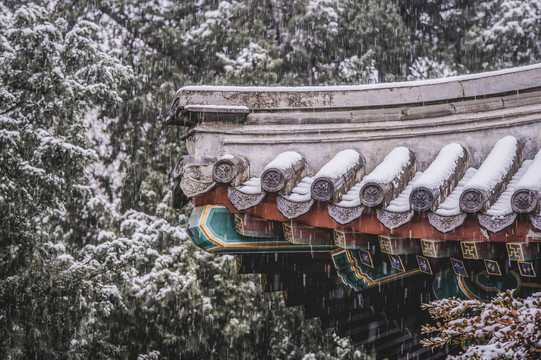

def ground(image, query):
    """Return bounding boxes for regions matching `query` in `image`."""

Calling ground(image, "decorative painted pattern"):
[234,214,244,235]
[417,256,432,275]
[461,242,479,260]
[282,223,294,243]
[378,236,393,254]
[484,259,501,276]
[518,262,536,277]
[333,230,346,248]
[506,243,525,261]
[388,254,405,272]
[451,258,468,277]
[421,239,437,258]
[359,249,374,269]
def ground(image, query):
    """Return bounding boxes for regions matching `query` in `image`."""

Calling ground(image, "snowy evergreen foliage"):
[1,0,540,359]
[0,3,131,357]
[421,291,541,359]
[464,0,541,71]
[0,3,364,359]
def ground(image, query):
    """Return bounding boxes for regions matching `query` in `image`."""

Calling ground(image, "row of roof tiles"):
[173,135,541,234]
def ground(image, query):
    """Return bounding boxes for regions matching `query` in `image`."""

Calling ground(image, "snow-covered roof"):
[175,135,541,235]
[170,63,541,113]
[313,149,360,180]
[463,136,519,193]
[264,151,303,171]
[362,147,412,186]
[172,64,541,238]
[435,168,477,217]
[413,143,465,191]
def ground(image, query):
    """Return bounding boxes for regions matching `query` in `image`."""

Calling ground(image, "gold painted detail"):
[484,259,501,276]
[199,205,333,251]
[234,214,244,235]
[461,242,479,260]
[518,261,536,277]
[506,243,525,261]
[347,250,420,286]
[421,239,437,258]
[416,255,432,275]
[379,235,393,254]
[450,257,468,277]
[388,254,405,272]
[334,230,346,248]
[199,205,225,250]
[282,223,294,243]
[457,275,481,300]
[358,249,374,268]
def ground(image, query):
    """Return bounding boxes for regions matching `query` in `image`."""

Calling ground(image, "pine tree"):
[0,4,131,358]
[421,291,541,359]
[463,0,541,72]
[1,2,368,357]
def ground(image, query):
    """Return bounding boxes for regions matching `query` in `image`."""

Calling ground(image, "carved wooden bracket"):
[212,155,250,186]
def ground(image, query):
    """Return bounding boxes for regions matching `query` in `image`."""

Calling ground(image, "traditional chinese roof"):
[168,64,541,359]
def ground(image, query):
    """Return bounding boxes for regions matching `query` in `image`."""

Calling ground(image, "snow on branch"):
[421,291,541,359]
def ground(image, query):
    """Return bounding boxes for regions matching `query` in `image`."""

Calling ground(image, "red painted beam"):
[193,185,539,243]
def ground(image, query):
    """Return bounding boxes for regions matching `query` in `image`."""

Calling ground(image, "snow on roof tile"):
[314,149,360,179]
[336,183,364,207]
[264,151,303,170]
[463,136,519,192]
[285,177,314,202]
[435,168,477,216]
[237,177,262,194]
[362,147,412,186]
[414,143,465,190]
[514,149,541,191]
[385,172,423,212]
[486,160,533,216]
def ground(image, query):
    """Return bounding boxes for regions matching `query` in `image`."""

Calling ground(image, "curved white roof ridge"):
[173,63,541,110]
[179,63,541,93]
